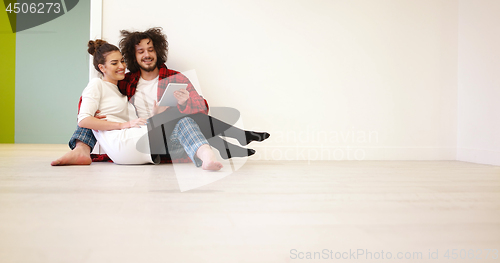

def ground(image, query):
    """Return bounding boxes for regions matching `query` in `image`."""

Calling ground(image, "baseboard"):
[457,148,500,166]
[250,146,457,161]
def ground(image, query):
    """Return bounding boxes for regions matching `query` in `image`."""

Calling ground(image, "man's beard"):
[140,63,157,72]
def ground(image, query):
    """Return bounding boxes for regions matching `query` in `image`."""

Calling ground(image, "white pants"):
[93,126,153,165]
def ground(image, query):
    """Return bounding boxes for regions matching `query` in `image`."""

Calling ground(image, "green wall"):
[15,0,90,143]
[0,7,16,143]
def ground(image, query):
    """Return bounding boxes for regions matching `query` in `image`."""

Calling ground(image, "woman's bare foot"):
[51,141,92,166]
[196,144,223,171]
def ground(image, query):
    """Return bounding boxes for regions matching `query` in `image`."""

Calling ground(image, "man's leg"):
[168,117,222,171]
[51,126,96,166]
[149,110,269,146]
[187,113,270,146]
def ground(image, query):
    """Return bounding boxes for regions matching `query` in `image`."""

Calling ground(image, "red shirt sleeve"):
[177,81,209,115]
[157,68,209,115]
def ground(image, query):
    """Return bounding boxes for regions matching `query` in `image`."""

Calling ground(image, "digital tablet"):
[158,83,189,107]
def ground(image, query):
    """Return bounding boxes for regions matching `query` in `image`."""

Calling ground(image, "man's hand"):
[153,101,170,115]
[174,89,189,106]
[94,110,106,120]
[120,118,147,129]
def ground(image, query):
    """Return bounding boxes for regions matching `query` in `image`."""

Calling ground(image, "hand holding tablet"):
[173,89,190,106]
[158,83,189,107]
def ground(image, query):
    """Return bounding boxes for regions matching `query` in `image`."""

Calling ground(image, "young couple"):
[51,27,269,170]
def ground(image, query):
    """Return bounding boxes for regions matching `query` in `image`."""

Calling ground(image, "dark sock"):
[208,136,257,160]
[219,148,255,160]
[241,131,270,146]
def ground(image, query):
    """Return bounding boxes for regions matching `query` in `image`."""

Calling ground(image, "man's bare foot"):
[196,144,223,171]
[202,160,223,171]
[51,141,92,166]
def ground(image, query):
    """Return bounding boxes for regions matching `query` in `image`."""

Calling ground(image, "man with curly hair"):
[51,27,237,167]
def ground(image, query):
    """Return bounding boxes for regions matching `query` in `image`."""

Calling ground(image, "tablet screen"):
[158,83,189,107]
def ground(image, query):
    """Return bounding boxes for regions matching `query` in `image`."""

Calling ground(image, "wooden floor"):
[0,144,499,263]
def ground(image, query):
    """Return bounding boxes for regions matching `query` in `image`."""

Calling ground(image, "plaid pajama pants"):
[69,117,208,167]
[166,117,207,167]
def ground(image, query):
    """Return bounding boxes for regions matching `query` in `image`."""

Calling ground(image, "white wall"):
[102,0,459,161]
[458,0,500,166]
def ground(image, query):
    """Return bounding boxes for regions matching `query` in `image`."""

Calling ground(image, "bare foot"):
[202,160,224,171]
[51,141,92,166]
[196,144,223,171]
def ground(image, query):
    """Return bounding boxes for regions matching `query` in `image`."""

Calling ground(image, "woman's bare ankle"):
[51,141,92,166]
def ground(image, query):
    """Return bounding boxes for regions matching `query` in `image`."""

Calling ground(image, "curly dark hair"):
[119,27,168,73]
[87,39,120,74]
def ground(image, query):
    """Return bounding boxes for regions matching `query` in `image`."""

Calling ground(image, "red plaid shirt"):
[89,64,209,163]
[118,64,209,115]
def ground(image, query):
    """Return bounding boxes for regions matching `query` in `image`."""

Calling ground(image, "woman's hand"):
[120,118,147,129]
[174,89,189,106]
